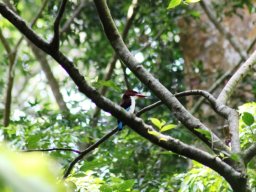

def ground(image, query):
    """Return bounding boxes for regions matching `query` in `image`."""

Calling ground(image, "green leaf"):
[100,185,112,192]
[118,180,135,191]
[242,112,254,126]
[185,0,201,3]
[93,80,121,91]
[167,0,182,9]
[80,161,106,172]
[189,10,201,18]
[148,130,161,137]
[230,153,240,162]
[195,128,211,140]
[149,118,162,129]
[160,124,176,132]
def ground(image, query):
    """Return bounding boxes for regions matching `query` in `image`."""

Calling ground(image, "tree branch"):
[30,44,69,112]
[50,0,68,51]
[217,50,256,104]
[24,148,81,154]
[0,28,11,54]
[63,127,119,178]
[1,0,48,126]
[61,0,86,33]
[243,144,256,165]
[93,0,229,153]
[91,0,139,125]
[190,35,256,114]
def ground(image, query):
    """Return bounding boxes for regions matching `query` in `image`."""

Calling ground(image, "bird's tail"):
[117,121,123,131]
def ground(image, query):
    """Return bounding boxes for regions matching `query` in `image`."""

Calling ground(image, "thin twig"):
[61,0,86,33]
[63,127,119,178]
[50,0,68,51]
[121,61,131,90]
[24,148,81,154]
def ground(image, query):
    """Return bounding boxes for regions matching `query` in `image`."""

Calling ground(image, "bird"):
[117,90,146,130]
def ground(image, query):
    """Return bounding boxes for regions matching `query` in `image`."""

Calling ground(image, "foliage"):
[168,0,201,9]
[238,102,256,149]
[173,161,232,192]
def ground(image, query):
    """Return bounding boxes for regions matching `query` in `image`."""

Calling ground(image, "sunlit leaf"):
[148,130,161,137]
[185,0,201,3]
[159,137,168,141]
[160,124,176,132]
[149,118,162,129]
[167,0,182,9]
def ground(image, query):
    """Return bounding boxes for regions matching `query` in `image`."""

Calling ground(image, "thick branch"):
[50,0,67,51]
[243,144,256,164]
[92,0,139,124]
[217,50,256,104]
[93,0,228,153]
[0,4,50,53]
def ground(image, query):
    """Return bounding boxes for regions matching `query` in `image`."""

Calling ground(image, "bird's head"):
[123,90,146,99]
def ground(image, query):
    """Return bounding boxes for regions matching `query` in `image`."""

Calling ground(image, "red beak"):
[135,93,146,98]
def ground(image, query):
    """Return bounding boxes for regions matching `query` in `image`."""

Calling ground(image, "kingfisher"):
[117,90,146,130]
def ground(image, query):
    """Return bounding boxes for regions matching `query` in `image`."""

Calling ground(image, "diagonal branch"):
[61,0,86,33]
[91,0,139,125]
[191,35,256,114]
[217,50,256,105]
[63,127,119,178]
[93,0,229,153]
[50,0,68,51]
[243,144,256,165]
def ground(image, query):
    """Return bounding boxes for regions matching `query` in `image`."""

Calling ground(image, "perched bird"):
[117,90,146,130]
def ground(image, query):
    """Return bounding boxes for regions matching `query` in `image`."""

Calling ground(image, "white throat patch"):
[129,96,136,113]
